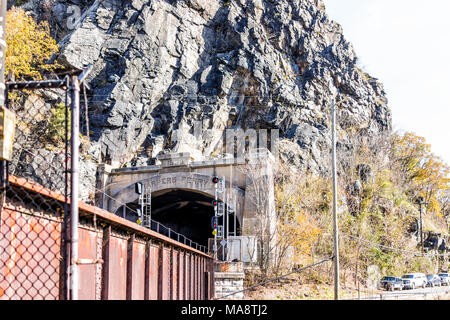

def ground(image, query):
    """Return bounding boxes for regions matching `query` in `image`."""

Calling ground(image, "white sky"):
[324,0,450,165]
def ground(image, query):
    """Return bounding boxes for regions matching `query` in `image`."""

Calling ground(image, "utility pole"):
[0,0,6,107]
[69,65,92,300]
[331,99,340,301]
[419,199,424,256]
[70,75,80,300]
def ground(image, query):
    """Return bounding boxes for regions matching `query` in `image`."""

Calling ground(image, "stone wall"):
[214,262,245,299]
[214,272,245,300]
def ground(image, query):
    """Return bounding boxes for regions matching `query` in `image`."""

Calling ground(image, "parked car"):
[426,274,442,287]
[402,273,427,289]
[379,276,396,290]
[438,273,450,286]
[380,276,404,291]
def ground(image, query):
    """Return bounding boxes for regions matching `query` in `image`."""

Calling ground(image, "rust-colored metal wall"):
[0,180,215,300]
[126,235,146,300]
[0,206,61,300]
[78,227,102,300]
[145,243,159,300]
[171,249,178,300]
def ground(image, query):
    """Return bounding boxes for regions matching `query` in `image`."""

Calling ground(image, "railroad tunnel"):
[114,188,240,248]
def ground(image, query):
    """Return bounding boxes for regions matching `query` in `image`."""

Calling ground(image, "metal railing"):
[149,220,208,253]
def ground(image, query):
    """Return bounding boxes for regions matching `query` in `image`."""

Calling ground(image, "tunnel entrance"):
[115,188,240,248]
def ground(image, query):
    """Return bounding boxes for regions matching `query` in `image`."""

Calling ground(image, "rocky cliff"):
[12,0,391,199]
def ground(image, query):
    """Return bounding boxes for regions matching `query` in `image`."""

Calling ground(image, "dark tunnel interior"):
[115,189,240,247]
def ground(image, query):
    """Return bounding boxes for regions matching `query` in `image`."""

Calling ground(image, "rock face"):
[13,0,392,197]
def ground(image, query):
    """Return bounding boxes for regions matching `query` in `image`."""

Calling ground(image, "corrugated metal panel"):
[186,253,191,300]
[127,236,146,300]
[161,247,170,300]
[178,251,184,300]
[78,227,100,300]
[184,252,189,300]
[196,256,199,300]
[171,250,178,300]
[197,256,201,300]
[204,258,207,300]
[190,255,196,300]
[194,255,197,300]
[145,244,159,300]
[103,232,127,300]
[0,208,61,300]
[200,257,204,300]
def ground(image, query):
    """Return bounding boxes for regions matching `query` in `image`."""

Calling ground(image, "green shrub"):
[47,102,70,144]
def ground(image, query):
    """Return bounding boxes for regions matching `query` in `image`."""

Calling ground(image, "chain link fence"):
[0,79,71,300]
[0,78,212,300]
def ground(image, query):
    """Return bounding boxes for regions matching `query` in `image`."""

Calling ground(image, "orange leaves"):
[275,179,324,261]
[5,8,60,80]
[393,132,449,215]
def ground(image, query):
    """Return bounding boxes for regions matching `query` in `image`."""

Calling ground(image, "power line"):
[341,232,449,257]
[216,257,333,300]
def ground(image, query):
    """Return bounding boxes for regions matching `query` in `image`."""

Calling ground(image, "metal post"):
[213,184,218,259]
[332,99,340,300]
[222,176,229,261]
[70,76,80,300]
[63,76,70,300]
[0,0,6,107]
[82,83,89,140]
[226,192,229,239]
[420,202,424,256]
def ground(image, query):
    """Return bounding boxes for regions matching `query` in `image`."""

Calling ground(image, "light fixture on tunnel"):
[136,208,143,225]
[211,216,218,229]
[211,216,218,236]
[135,182,143,195]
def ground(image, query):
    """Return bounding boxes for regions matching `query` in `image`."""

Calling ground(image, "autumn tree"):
[240,151,278,275]
[6,7,60,80]
[392,132,450,215]
[274,169,325,275]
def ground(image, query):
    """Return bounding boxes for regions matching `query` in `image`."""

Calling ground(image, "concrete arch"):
[107,172,244,224]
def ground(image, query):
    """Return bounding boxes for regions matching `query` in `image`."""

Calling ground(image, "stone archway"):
[97,151,276,263]
[107,172,244,225]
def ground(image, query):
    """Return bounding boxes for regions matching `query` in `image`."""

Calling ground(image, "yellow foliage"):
[394,132,450,214]
[6,8,60,80]
[275,177,324,265]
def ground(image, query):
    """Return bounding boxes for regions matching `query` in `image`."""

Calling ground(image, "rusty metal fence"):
[0,79,71,300]
[0,179,65,299]
[1,177,214,300]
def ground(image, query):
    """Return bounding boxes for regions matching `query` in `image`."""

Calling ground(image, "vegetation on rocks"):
[5,7,60,80]
[47,102,69,145]
[257,130,449,297]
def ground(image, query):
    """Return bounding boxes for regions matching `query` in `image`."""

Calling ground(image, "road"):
[361,285,450,300]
